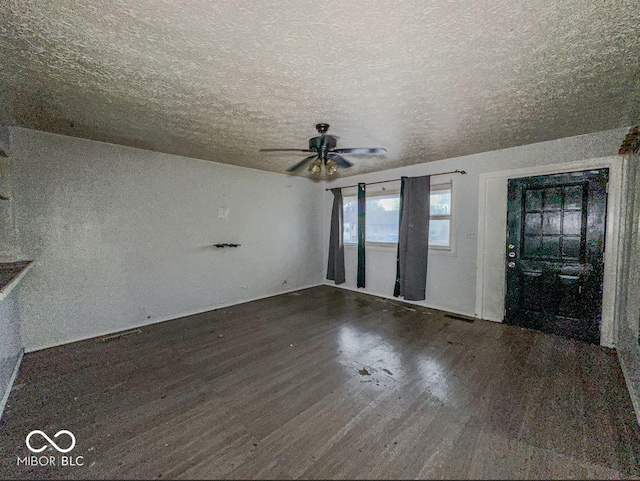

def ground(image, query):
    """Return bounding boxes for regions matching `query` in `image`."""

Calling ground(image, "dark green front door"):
[505,169,608,344]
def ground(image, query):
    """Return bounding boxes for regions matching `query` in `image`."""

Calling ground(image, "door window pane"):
[524,235,542,257]
[563,185,583,210]
[542,235,561,258]
[525,213,542,235]
[525,189,543,211]
[562,236,581,259]
[542,212,561,235]
[562,211,582,236]
[543,188,562,211]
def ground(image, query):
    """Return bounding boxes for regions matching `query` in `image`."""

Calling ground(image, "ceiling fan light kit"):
[325,158,339,175]
[308,157,322,174]
[260,123,387,175]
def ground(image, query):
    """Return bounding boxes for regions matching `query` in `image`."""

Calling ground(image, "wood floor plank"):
[0,285,638,479]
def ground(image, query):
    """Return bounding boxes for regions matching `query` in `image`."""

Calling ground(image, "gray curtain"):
[327,188,345,284]
[394,175,431,300]
[357,183,366,288]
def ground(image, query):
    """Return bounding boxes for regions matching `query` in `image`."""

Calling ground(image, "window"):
[429,185,452,248]
[343,197,357,243]
[343,183,453,249]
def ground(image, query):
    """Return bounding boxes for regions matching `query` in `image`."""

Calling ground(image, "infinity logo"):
[26,430,76,453]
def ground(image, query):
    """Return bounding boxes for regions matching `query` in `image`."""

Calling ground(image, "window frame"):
[342,181,456,254]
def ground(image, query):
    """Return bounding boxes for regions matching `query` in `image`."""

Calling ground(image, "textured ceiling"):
[0,1,638,178]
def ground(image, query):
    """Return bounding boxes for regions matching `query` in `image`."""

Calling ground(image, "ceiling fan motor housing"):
[309,135,337,156]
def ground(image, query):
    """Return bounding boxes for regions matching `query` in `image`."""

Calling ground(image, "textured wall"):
[0,288,22,417]
[9,128,324,351]
[0,1,638,178]
[0,127,20,259]
[323,126,628,317]
[616,155,640,423]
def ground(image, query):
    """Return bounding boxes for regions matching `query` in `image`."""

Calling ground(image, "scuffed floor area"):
[0,286,638,479]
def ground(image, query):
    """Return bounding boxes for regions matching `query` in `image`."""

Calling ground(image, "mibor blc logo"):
[17,430,84,467]
[26,430,76,453]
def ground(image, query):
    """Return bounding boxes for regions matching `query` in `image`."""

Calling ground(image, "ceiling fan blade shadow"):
[286,155,318,172]
[328,154,353,168]
[260,148,314,153]
[330,148,387,155]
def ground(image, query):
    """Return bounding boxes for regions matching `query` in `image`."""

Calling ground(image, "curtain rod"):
[324,169,466,191]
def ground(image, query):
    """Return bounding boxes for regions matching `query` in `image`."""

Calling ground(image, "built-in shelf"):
[0,261,34,302]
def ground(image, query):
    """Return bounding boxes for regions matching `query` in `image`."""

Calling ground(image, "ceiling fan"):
[259,123,387,174]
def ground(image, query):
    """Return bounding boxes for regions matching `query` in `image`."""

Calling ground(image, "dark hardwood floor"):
[1,285,639,479]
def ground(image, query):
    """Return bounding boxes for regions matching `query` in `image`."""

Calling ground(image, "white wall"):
[0,127,20,260]
[0,288,22,417]
[8,128,324,352]
[616,154,640,424]
[323,127,629,319]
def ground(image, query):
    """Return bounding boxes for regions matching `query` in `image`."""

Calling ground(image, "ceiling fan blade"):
[286,155,318,172]
[330,148,387,155]
[260,148,314,153]
[328,154,353,168]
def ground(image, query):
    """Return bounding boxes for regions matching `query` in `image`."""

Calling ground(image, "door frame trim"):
[475,156,622,347]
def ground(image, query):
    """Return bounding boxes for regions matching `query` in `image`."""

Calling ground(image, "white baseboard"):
[323,281,480,320]
[0,349,24,422]
[25,283,323,353]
